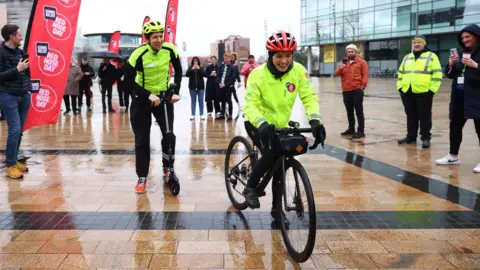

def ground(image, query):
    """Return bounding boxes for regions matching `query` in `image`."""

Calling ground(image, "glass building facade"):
[301,0,480,75]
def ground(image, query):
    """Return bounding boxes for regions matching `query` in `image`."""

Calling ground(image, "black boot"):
[244,188,260,209]
[398,136,416,144]
[422,140,430,148]
[341,128,355,136]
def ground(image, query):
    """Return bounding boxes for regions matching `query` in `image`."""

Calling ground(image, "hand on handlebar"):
[309,120,326,149]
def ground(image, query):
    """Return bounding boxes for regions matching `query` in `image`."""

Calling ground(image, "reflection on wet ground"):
[0,77,479,268]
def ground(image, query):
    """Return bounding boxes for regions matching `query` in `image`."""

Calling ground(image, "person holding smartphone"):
[0,24,31,179]
[334,44,369,139]
[436,24,480,173]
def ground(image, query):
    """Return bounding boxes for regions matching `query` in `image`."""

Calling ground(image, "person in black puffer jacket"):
[186,56,206,120]
[436,24,480,173]
[0,24,31,179]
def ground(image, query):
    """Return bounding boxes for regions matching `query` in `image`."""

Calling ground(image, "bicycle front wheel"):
[276,158,316,263]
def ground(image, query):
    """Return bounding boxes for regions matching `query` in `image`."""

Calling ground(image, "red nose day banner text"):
[141,16,150,44]
[164,0,178,74]
[23,0,82,131]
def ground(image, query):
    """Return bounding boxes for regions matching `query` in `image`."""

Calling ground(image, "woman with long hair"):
[186,56,206,120]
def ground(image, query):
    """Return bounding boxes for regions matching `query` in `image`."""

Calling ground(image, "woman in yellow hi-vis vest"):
[396,34,443,148]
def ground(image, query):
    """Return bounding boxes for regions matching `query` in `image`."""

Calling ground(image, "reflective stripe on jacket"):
[397,51,443,94]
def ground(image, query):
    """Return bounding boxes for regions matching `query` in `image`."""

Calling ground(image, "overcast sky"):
[77,0,300,58]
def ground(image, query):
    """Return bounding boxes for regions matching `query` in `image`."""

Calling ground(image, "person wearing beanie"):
[397,34,443,148]
[334,43,369,139]
[436,24,480,173]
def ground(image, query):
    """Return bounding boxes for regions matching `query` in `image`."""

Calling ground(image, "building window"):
[368,40,399,60]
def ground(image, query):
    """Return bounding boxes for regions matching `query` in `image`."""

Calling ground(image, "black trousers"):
[217,86,233,117]
[130,96,175,178]
[123,88,131,110]
[100,84,113,111]
[63,95,77,111]
[342,89,364,133]
[206,86,220,114]
[245,121,281,209]
[117,85,125,107]
[449,89,480,155]
[78,85,91,107]
[400,89,434,141]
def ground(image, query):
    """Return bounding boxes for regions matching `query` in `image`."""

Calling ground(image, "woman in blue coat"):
[436,24,480,173]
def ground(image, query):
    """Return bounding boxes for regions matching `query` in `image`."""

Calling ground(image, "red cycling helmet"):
[265,30,298,52]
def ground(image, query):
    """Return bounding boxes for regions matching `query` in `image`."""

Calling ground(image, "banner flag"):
[23,0,82,131]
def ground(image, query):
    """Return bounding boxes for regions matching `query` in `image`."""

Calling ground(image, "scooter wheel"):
[170,181,180,196]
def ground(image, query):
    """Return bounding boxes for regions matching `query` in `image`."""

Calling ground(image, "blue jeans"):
[0,92,31,167]
[189,89,205,116]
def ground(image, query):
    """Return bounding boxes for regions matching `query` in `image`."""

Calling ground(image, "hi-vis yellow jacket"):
[244,62,321,129]
[397,51,443,94]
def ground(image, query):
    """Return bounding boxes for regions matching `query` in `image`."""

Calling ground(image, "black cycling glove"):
[258,122,275,146]
[309,120,326,144]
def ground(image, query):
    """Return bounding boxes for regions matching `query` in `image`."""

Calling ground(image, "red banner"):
[141,16,150,43]
[108,30,120,54]
[164,0,178,74]
[23,0,82,131]
[164,0,178,45]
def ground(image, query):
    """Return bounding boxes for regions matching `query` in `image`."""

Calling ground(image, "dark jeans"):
[0,92,31,167]
[449,89,480,155]
[63,95,77,111]
[245,121,281,209]
[130,96,175,178]
[123,88,131,110]
[400,89,434,141]
[101,84,113,111]
[342,89,364,133]
[78,85,91,107]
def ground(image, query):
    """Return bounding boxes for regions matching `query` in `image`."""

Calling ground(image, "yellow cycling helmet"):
[143,21,164,35]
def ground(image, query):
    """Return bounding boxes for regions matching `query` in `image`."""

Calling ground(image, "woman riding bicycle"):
[243,30,326,220]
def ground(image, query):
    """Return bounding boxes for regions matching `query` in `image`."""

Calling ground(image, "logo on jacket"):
[305,73,310,79]
[286,82,296,92]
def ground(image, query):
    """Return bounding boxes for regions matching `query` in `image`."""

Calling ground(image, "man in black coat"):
[205,56,220,117]
[79,57,95,112]
[0,24,31,179]
[98,58,117,113]
[215,53,236,121]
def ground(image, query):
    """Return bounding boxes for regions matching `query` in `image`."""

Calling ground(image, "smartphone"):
[342,59,347,65]
[450,48,458,57]
[21,54,29,61]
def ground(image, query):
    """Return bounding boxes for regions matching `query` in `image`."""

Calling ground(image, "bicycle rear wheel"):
[276,158,316,262]
[224,136,257,210]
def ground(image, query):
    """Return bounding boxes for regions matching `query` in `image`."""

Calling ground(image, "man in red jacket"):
[334,44,369,139]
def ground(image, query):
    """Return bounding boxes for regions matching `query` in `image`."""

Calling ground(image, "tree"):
[344,10,360,42]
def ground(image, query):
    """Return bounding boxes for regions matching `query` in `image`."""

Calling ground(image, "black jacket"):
[0,42,31,95]
[215,62,236,87]
[445,24,480,119]
[98,62,117,87]
[79,63,95,88]
[186,65,205,90]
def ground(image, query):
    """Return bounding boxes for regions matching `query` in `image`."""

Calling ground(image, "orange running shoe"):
[135,177,147,194]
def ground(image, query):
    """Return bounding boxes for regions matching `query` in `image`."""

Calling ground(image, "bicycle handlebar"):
[272,121,323,150]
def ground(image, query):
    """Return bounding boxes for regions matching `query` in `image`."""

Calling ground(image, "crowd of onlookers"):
[334,24,480,174]
[1,21,480,179]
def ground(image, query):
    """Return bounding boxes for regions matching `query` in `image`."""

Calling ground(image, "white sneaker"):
[200,115,206,120]
[436,154,460,165]
[190,115,195,120]
[474,164,480,173]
